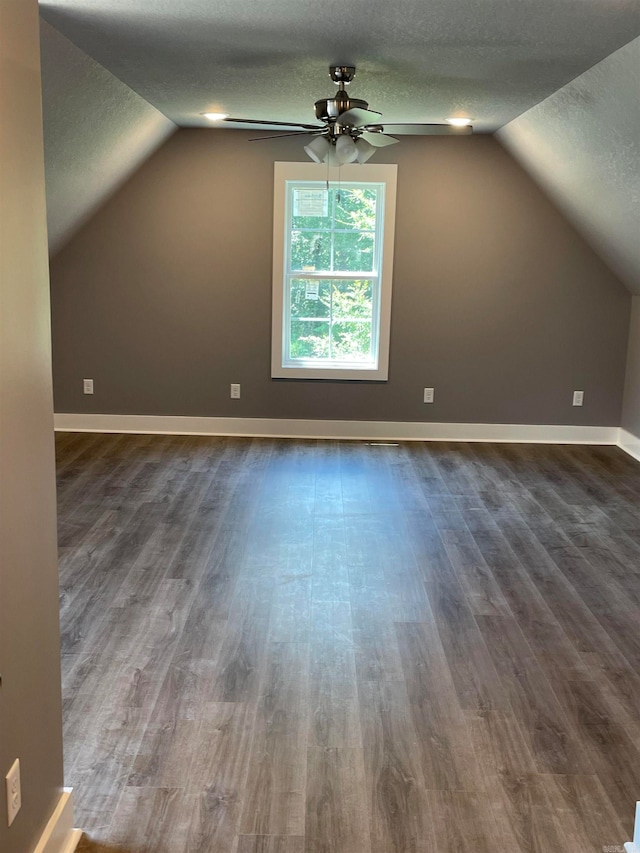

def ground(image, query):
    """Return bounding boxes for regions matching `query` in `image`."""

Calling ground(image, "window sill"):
[272,364,388,381]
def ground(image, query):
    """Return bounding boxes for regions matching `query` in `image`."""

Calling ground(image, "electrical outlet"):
[423,387,435,404]
[83,378,94,395]
[572,390,584,407]
[230,383,241,399]
[6,759,20,827]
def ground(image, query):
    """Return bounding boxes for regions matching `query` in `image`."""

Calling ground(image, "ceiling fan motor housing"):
[316,66,368,124]
[314,93,370,122]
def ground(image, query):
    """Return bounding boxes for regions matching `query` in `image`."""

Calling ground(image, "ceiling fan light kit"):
[355,138,376,164]
[335,133,358,164]
[221,66,473,163]
[303,135,331,163]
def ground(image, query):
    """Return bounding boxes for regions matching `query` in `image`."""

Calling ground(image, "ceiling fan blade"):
[336,107,382,128]
[248,130,325,141]
[360,130,398,147]
[379,123,473,135]
[224,117,323,130]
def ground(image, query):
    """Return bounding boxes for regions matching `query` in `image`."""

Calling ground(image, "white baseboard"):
[32,789,82,853]
[53,413,620,445]
[619,428,640,463]
[624,802,639,853]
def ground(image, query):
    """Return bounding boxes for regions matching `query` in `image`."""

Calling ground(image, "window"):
[272,162,397,380]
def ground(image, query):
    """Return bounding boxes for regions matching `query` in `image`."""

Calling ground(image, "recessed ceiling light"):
[202,112,228,121]
[446,117,472,127]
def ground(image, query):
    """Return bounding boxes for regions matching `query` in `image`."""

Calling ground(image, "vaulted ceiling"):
[39,0,639,132]
[500,38,640,293]
[38,1,639,291]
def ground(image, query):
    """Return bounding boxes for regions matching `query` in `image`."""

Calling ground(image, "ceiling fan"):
[221,66,473,164]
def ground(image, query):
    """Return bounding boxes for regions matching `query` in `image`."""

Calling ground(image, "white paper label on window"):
[294,189,329,217]
[305,282,320,300]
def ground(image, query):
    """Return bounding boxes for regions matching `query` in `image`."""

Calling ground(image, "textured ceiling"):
[499,38,640,292]
[39,0,640,133]
[41,20,175,254]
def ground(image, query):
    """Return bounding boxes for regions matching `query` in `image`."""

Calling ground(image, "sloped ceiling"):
[39,0,640,132]
[39,4,638,283]
[40,19,175,254]
[498,38,640,294]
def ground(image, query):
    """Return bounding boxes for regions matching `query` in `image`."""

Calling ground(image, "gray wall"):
[498,37,640,294]
[0,1,64,851]
[622,296,640,438]
[50,130,631,426]
[41,18,175,255]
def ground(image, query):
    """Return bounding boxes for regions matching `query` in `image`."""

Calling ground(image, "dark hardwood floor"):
[56,433,640,853]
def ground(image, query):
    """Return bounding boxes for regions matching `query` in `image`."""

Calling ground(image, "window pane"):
[332,279,373,321]
[331,280,374,362]
[333,231,375,272]
[288,279,374,363]
[331,321,373,360]
[331,274,373,361]
[290,319,330,359]
[291,188,331,231]
[290,279,330,319]
[291,230,331,271]
[332,188,378,231]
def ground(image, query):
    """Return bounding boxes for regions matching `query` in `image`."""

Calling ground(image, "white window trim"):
[272,162,397,381]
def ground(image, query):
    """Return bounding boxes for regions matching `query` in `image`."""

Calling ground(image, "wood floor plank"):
[237,837,305,853]
[127,720,199,788]
[569,719,640,834]
[351,620,405,684]
[107,786,191,853]
[581,651,640,729]
[186,702,257,852]
[357,679,435,852]
[544,773,630,851]
[312,515,350,602]
[305,747,370,853]
[307,686,362,749]
[209,580,274,703]
[465,710,579,852]
[395,620,486,793]
[239,642,310,836]
[476,615,593,775]
[439,527,511,617]
[488,513,606,673]
[308,596,362,749]
[426,790,510,853]
[270,573,313,644]
[418,536,506,711]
